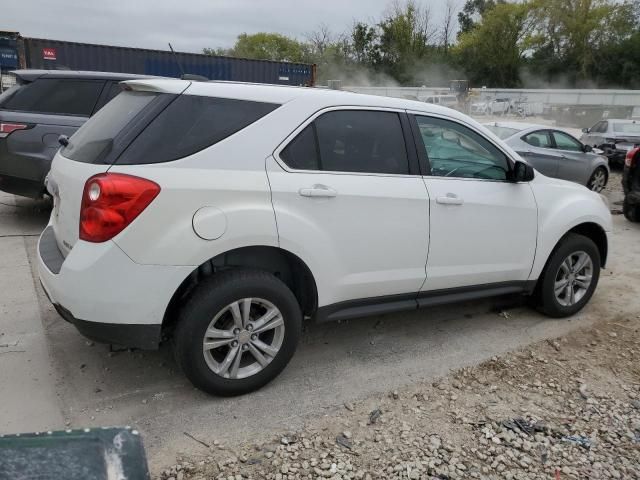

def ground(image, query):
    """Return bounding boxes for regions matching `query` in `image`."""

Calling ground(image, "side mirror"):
[583,144,593,153]
[581,127,590,133]
[513,160,534,182]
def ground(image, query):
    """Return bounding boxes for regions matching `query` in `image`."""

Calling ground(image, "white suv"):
[38,80,612,396]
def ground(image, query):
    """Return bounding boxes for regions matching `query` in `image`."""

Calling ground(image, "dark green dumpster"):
[0,427,150,480]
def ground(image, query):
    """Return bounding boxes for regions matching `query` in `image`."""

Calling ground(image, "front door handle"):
[436,193,464,205]
[298,184,337,198]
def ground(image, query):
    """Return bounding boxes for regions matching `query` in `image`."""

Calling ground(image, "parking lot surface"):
[0,170,636,472]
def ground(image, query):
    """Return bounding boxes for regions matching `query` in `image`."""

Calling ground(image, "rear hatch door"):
[48,82,187,256]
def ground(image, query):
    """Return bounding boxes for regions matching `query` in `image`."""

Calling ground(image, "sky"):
[2,0,455,53]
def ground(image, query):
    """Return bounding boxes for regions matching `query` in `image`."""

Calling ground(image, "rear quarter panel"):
[109,164,279,267]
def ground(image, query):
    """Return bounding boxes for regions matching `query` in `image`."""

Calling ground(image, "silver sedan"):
[485,122,610,192]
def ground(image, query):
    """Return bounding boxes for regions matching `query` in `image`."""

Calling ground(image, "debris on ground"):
[368,408,382,425]
[157,316,640,480]
[335,434,353,451]
[562,435,593,450]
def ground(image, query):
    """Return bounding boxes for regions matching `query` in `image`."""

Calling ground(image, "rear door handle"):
[436,193,464,205]
[298,185,337,198]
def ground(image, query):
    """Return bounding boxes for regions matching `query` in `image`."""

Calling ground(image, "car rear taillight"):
[79,173,160,243]
[0,123,28,136]
[625,147,640,168]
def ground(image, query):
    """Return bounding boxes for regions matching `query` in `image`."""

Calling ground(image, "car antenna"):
[168,42,186,78]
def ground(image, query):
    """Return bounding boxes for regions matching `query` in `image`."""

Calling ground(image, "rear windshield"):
[0,84,20,106]
[61,91,158,164]
[485,125,519,140]
[613,122,640,135]
[62,92,279,165]
[116,95,279,165]
[0,78,104,116]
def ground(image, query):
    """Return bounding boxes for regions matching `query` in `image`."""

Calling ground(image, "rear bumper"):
[0,139,51,198]
[51,302,161,350]
[0,173,46,198]
[38,225,193,350]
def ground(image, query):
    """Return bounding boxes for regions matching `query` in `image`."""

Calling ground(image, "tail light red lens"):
[0,123,28,136]
[80,173,160,243]
[625,147,640,168]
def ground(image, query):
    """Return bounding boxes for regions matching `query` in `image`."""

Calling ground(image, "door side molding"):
[314,280,537,323]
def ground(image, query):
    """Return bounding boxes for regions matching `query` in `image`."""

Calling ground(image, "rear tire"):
[587,167,608,192]
[624,198,640,222]
[173,269,302,396]
[534,233,600,318]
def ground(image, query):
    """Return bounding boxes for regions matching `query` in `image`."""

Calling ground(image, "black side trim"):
[314,281,536,323]
[399,112,421,176]
[416,281,535,308]
[39,226,65,274]
[408,114,431,175]
[53,304,161,350]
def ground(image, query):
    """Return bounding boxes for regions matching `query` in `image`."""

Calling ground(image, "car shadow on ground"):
[32,276,567,416]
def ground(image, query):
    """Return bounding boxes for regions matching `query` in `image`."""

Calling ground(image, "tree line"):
[204,0,640,88]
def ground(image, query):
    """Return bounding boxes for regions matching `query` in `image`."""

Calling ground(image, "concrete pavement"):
[0,192,63,433]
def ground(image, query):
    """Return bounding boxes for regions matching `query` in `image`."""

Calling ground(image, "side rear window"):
[280,125,319,170]
[523,131,553,148]
[61,91,159,164]
[280,110,410,175]
[1,78,104,116]
[117,95,279,165]
[0,84,21,107]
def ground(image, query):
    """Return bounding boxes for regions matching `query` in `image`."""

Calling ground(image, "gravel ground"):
[158,312,640,480]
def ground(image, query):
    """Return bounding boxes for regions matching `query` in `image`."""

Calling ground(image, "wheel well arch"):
[566,222,608,267]
[162,246,318,335]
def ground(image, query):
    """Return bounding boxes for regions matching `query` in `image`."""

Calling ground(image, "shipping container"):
[0,31,316,88]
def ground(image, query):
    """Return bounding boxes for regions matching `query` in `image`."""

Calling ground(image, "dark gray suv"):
[0,70,155,198]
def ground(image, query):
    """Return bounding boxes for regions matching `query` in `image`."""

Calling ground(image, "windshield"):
[485,125,519,140]
[613,122,640,135]
[61,90,158,163]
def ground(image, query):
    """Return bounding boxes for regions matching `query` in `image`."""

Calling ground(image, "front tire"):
[587,167,608,192]
[534,233,600,318]
[173,269,302,396]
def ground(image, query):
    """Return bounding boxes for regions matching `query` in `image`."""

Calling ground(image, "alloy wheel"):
[202,298,285,379]
[589,169,607,192]
[554,251,593,307]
